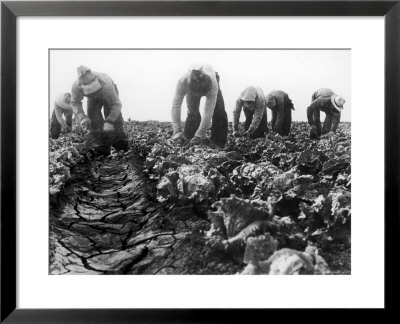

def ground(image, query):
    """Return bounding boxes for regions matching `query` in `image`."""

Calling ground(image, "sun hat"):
[241,87,257,102]
[55,92,72,109]
[331,94,345,112]
[77,65,102,95]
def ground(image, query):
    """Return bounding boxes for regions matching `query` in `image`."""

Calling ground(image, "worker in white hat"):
[307,88,345,139]
[171,64,228,148]
[70,65,129,156]
[265,90,295,136]
[50,92,73,139]
[232,86,268,139]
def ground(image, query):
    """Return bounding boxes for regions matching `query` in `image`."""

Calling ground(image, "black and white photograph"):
[49,49,351,275]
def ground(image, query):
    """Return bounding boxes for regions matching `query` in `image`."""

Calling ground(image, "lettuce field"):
[49,121,351,275]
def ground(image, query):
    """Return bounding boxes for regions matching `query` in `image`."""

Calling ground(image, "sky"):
[50,49,351,122]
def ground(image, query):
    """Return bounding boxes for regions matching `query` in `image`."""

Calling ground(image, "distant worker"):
[171,64,228,148]
[71,65,129,156]
[307,88,345,139]
[265,90,294,136]
[232,86,268,139]
[50,92,73,139]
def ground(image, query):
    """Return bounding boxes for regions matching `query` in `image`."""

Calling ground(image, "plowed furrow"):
[49,151,234,275]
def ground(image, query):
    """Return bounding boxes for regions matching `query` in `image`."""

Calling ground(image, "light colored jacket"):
[233,86,266,133]
[71,72,121,124]
[54,93,72,128]
[171,64,219,139]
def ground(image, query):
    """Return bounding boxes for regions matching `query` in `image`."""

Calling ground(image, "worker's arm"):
[247,95,266,134]
[331,111,341,132]
[307,98,324,125]
[54,103,68,128]
[232,98,243,132]
[271,109,277,130]
[70,81,87,123]
[273,95,285,133]
[194,79,218,139]
[103,83,122,124]
[171,76,187,135]
[307,106,314,125]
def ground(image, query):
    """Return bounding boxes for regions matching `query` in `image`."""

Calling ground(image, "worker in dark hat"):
[70,65,129,156]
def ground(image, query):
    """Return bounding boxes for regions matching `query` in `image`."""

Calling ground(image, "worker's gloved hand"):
[241,130,252,139]
[232,131,240,137]
[321,131,335,139]
[61,125,71,134]
[327,131,335,137]
[172,132,187,145]
[80,117,92,131]
[103,122,115,133]
[83,132,99,148]
[309,125,318,139]
[187,136,204,147]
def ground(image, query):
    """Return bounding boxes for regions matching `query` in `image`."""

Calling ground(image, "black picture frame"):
[1,0,399,322]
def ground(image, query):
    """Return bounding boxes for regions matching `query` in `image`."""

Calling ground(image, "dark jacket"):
[266,90,294,136]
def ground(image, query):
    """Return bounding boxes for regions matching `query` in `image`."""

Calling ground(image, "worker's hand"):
[321,131,335,139]
[327,131,335,137]
[103,122,115,133]
[80,117,92,131]
[61,125,71,134]
[186,136,204,147]
[232,131,240,137]
[172,132,187,145]
[241,130,252,139]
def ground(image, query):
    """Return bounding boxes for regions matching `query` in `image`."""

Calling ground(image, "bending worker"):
[70,65,129,155]
[307,88,345,139]
[265,90,294,136]
[50,92,73,139]
[232,86,268,139]
[171,64,228,148]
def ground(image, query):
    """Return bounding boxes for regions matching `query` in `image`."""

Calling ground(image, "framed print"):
[1,0,399,322]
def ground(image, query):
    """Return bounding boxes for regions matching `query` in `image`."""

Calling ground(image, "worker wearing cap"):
[307,88,345,139]
[171,64,228,148]
[50,92,74,139]
[70,65,129,155]
[266,90,294,136]
[232,86,268,139]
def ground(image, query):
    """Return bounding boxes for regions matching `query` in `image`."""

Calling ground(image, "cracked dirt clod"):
[50,151,214,275]
[87,245,148,272]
